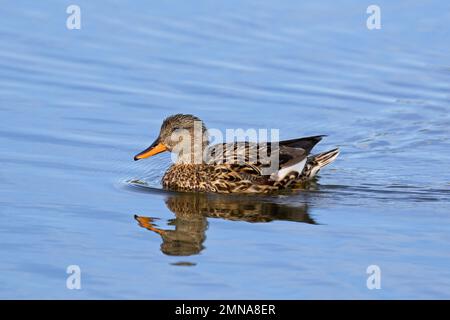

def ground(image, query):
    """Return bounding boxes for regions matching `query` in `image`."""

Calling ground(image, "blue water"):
[1,0,450,299]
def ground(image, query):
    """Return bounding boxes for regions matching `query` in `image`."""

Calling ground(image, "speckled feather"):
[162,141,340,194]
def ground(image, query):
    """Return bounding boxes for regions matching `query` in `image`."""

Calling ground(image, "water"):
[1,0,450,299]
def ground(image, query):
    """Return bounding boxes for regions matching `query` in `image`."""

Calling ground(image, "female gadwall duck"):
[134,114,339,193]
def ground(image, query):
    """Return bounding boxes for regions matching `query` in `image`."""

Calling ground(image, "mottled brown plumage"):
[134,114,339,193]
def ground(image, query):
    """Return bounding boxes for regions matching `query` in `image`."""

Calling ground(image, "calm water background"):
[1,0,450,299]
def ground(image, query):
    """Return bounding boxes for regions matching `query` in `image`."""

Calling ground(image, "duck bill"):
[134,139,168,161]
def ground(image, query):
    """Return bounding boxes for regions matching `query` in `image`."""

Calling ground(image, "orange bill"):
[134,140,168,160]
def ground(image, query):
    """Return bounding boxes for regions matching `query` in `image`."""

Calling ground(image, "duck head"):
[134,114,208,163]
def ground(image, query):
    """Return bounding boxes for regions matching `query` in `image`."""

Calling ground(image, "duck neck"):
[173,139,209,165]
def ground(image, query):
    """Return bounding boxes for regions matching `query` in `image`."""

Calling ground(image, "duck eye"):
[173,126,190,132]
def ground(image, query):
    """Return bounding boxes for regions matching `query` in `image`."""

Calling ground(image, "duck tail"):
[303,148,340,179]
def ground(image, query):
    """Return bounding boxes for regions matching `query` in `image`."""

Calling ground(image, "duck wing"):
[279,135,325,153]
[205,136,323,181]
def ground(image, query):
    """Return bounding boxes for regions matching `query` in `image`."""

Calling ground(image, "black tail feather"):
[280,135,326,153]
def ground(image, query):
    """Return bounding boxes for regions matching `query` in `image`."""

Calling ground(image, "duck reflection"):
[135,192,315,256]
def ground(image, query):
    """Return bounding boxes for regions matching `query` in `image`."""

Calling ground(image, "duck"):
[133,114,339,193]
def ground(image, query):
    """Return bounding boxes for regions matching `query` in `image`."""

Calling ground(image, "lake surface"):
[1,0,449,299]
